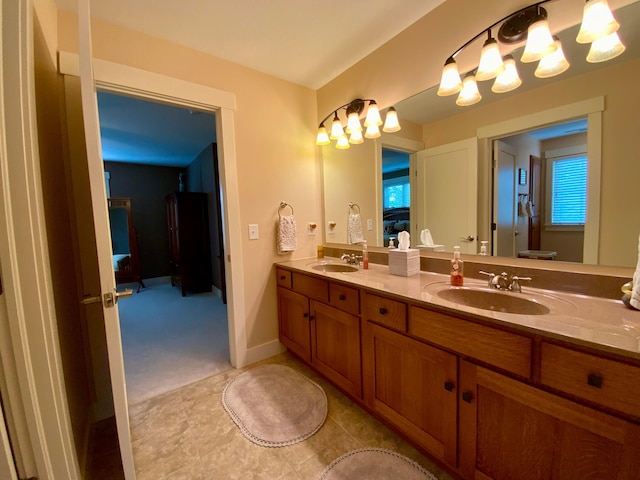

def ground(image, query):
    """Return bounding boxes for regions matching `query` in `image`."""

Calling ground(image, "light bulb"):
[535,38,570,78]
[587,31,626,63]
[329,113,344,140]
[456,73,481,106]
[577,0,620,44]
[521,16,556,63]
[364,101,382,127]
[364,124,381,139]
[315,125,330,145]
[349,129,364,144]
[492,56,522,93]
[476,36,504,81]
[336,134,350,149]
[382,107,401,133]
[437,57,462,96]
[346,111,362,134]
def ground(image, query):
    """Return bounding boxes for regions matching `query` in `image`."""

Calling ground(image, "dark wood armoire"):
[166,192,212,296]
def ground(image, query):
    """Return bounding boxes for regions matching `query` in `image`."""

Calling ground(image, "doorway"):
[97,91,231,405]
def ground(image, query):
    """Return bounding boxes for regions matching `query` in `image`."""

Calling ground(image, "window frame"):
[544,145,587,231]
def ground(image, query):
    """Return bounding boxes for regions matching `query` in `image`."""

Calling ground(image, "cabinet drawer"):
[276,268,292,288]
[540,343,640,418]
[292,272,329,303]
[409,306,532,378]
[363,292,407,331]
[329,283,360,315]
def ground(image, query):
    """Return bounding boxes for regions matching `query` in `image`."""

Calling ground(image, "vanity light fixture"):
[316,98,401,149]
[437,0,625,106]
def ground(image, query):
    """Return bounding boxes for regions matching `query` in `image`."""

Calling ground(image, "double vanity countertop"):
[276,257,640,361]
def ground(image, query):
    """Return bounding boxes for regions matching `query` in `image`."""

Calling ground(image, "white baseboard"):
[245,339,286,366]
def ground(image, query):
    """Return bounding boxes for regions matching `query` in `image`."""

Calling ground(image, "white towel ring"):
[349,202,360,214]
[279,202,294,218]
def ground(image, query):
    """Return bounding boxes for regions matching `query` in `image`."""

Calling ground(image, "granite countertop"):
[276,257,640,361]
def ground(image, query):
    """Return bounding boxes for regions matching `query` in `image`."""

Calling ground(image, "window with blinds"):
[383,178,410,208]
[550,156,587,224]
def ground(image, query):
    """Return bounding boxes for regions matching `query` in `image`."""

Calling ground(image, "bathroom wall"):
[318,0,639,267]
[57,12,320,353]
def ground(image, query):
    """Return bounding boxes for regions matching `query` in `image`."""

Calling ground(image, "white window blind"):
[550,156,587,225]
[383,178,410,208]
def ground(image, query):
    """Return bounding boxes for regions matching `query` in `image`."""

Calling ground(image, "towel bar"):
[278,202,294,218]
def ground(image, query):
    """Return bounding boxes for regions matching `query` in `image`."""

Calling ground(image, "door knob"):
[460,235,475,242]
[81,288,133,308]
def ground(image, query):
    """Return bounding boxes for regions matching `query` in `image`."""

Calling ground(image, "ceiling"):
[55,0,445,90]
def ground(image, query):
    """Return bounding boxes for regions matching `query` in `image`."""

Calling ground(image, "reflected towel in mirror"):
[348,214,363,244]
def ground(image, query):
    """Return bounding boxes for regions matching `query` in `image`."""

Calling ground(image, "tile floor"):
[124,351,456,479]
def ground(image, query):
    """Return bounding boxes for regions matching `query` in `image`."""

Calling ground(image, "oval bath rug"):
[222,364,327,447]
[319,448,438,480]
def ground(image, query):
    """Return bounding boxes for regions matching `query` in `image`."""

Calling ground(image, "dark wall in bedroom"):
[105,161,183,279]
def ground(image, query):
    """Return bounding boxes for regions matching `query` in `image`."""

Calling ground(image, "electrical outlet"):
[367,219,373,230]
[308,222,317,236]
[248,224,259,240]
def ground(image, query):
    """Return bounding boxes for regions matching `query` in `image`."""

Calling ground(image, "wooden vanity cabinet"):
[362,320,458,467]
[458,360,640,480]
[276,269,362,398]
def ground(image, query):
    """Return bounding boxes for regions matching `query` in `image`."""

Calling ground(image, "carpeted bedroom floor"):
[117,277,231,406]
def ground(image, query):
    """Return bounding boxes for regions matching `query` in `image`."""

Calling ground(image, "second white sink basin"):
[437,288,550,315]
[311,263,359,273]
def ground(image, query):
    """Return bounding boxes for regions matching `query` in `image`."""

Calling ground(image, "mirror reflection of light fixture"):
[316,98,401,147]
[456,72,482,106]
[436,0,625,107]
[491,55,522,93]
[535,36,570,78]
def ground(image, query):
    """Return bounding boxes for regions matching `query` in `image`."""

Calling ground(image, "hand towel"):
[518,198,526,217]
[347,213,363,244]
[631,234,640,310]
[525,200,534,217]
[419,229,435,247]
[277,215,297,254]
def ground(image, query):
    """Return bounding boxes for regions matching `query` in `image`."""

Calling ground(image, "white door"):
[493,140,517,257]
[77,1,136,478]
[416,138,477,254]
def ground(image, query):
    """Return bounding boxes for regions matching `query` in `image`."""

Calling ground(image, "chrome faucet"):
[479,271,531,292]
[341,253,362,266]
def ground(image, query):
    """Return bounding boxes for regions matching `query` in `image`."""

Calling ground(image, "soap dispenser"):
[362,240,369,269]
[479,241,488,256]
[450,246,464,286]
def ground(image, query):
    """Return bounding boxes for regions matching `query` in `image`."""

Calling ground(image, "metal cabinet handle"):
[280,275,286,280]
[303,312,309,318]
[587,373,603,389]
[339,294,346,301]
[444,381,455,392]
[379,307,388,315]
[462,392,473,403]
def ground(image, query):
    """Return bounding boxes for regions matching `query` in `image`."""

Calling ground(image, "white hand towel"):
[277,215,297,254]
[518,199,526,217]
[348,213,363,244]
[419,229,435,247]
[630,234,640,310]
[525,200,534,217]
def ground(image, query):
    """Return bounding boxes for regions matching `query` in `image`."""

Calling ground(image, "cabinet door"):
[362,321,457,467]
[311,301,362,398]
[277,287,311,362]
[459,361,640,480]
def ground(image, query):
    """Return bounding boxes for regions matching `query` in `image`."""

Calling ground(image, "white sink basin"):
[311,263,359,273]
[437,288,550,315]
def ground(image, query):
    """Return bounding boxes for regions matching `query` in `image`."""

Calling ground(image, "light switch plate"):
[248,224,259,240]
[367,219,373,230]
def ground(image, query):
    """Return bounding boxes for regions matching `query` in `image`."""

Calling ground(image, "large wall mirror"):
[109,197,144,291]
[322,1,640,268]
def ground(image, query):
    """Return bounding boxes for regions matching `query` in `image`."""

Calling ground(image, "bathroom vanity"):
[275,257,640,480]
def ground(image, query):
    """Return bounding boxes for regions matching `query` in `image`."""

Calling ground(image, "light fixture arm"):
[317,98,376,128]
[448,0,551,60]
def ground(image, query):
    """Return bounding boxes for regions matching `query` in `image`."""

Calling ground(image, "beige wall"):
[33,0,91,470]
[318,0,639,267]
[57,12,320,350]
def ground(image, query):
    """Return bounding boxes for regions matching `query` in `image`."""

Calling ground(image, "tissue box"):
[388,248,420,276]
